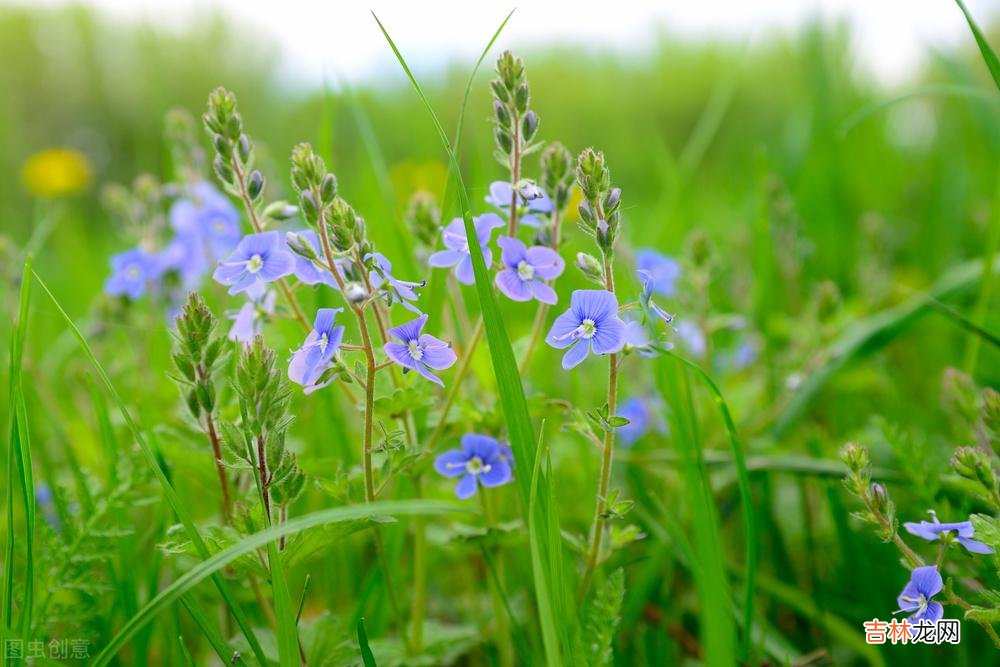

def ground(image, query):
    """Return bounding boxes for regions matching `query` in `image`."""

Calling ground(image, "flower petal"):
[433,450,469,478]
[480,459,512,487]
[384,342,417,371]
[388,314,428,343]
[571,289,618,322]
[591,314,627,355]
[461,433,500,460]
[528,280,557,305]
[958,536,995,554]
[546,308,582,349]
[455,255,476,285]
[525,246,565,280]
[495,269,532,301]
[497,236,527,268]
[561,340,590,370]
[418,335,457,370]
[454,474,479,500]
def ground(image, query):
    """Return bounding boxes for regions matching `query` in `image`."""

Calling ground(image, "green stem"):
[578,253,619,603]
[479,490,513,667]
[425,319,484,454]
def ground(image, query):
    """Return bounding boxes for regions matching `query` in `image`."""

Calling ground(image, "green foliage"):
[582,568,625,667]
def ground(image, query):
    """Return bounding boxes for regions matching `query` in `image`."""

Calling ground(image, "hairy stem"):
[578,251,619,603]
[204,411,232,522]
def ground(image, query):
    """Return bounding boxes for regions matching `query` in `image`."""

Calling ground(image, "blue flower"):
[228,288,277,344]
[383,314,457,386]
[427,213,504,285]
[638,270,674,326]
[434,433,514,499]
[545,290,627,370]
[485,181,554,228]
[904,512,994,555]
[367,252,425,314]
[674,320,706,359]
[158,233,208,289]
[170,181,242,259]
[105,247,162,299]
[287,230,340,287]
[213,231,295,295]
[617,396,667,447]
[288,308,345,393]
[896,565,944,625]
[636,249,680,297]
[494,236,565,304]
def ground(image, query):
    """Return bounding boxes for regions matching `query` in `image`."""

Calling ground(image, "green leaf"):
[92,500,464,665]
[970,514,1000,550]
[357,617,377,667]
[954,0,1000,91]
[31,270,266,667]
[583,568,625,667]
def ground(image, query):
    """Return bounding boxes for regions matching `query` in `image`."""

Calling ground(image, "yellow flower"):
[21,148,92,198]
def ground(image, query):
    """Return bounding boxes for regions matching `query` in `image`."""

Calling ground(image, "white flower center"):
[126,265,142,280]
[465,456,491,475]
[213,221,226,234]
[517,260,535,281]
[408,339,423,361]
[247,254,264,274]
[579,318,597,339]
[319,332,329,354]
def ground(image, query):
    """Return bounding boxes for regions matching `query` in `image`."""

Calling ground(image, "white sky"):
[22,0,1000,85]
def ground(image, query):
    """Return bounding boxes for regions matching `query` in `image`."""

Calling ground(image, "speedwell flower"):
[427,213,504,285]
[288,308,345,393]
[105,247,162,300]
[494,236,565,304]
[229,289,277,344]
[213,231,295,295]
[545,290,627,370]
[895,565,944,625]
[638,270,674,326]
[368,252,425,314]
[170,181,241,259]
[636,248,680,297]
[617,396,667,446]
[903,511,994,554]
[384,314,457,386]
[434,433,513,499]
[485,181,554,228]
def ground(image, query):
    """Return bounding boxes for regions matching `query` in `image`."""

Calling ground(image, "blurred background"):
[3,1,1000,663]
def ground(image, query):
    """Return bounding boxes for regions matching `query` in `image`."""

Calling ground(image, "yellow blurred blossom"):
[389,160,448,206]
[21,148,92,198]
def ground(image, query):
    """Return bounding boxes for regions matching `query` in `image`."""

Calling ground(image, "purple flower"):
[228,289,277,344]
[427,213,504,285]
[288,230,340,287]
[674,320,706,359]
[105,247,162,299]
[638,270,675,326]
[485,181,554,228]
[158,233,208,289]
[636,249,680,297]
[434,433,513,499]
[368,252,425,314]
[383,314,457,386]
[903,512,994,555]
[170,181,242,259]
[545,290,627,370]
[494,237,565,304]
[896,565,944,625]
[288,308,345,394]
[623,317,659,357]
[213,231,295,295]
[617,397,667,446]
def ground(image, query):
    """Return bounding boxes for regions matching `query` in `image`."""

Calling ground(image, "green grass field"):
[2,3,1000,665]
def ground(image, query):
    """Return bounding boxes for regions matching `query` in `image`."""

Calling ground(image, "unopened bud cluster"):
[203,87,264,207]
[171,293,226,420]
[576,148,622,255]
[491,51,540,168]
[840,442,897,540]
[290,143,365,254]
[406,191,440,249]
[540,142,575,213]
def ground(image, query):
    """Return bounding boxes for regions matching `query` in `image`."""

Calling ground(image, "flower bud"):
[212,155,234,185]
[605,187,622,210]
[344,282,368,304]
[247,170,264,200]
[575,252,604,284]
[839,442,870,475]
[263,200,297,221]
[514,83,529,114]
[320,173,337,203]
[213,134,231,158]
[868,482,889,513]
[952,446,997,490]
[493,100,510,129]
[286,231,319,261]
[494,128,513,155]
[521,110,539,140]
[299,190,318,223]
[238,134,252,164]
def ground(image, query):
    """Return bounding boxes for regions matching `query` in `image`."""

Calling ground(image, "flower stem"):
[425,318,484,455]
[479,489,513,667]
[204,411,232,522]
[578,253,619,603]
[409,476,428,651]
[228,148,310,333]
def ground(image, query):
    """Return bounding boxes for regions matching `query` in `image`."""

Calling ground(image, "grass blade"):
[954,0,1000,90]
[30,270,266,666]
[773,257,999,437]
[372,12,574,664]
[92,500,462,665]
[358,617,378,667]
[655,347,758,661]
[655,356,735,666]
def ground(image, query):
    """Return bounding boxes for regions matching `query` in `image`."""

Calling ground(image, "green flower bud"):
[952,446,997,491]
[521,110,539,141]
[493,100,510,129]
[575,252,604,285]
[237,134,252,164]
[247,170,264,200]
[840,442,871,475]
[495,128,513,155]
[514,83,529,114]
[263,200,298,221]
[320,173,337,203]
